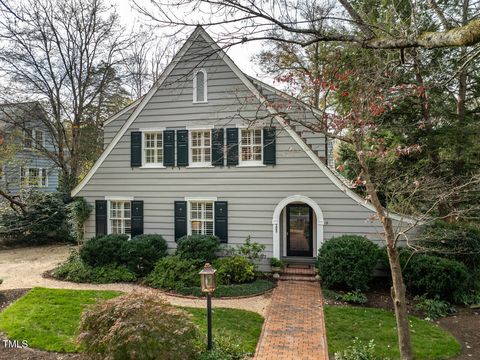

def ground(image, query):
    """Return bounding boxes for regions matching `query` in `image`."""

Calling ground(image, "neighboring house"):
[0,102,59,194]
[72,27,414,265]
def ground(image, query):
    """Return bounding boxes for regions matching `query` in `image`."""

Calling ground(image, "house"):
[71,27,414,265]
[0,102,59,194]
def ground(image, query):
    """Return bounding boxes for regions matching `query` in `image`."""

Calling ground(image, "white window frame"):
[188,129,213,168]
[238,128,264,167]
[193,69,208,103]
[142,130,165,168]
[107,200,132,238]
[187,199,215,236]
[34,129,45,149]
[20,167,48,188]
[24,129,45,150]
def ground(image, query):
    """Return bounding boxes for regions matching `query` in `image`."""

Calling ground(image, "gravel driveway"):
[0,245,271,315]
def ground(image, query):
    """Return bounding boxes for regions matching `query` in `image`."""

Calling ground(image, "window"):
[190,130,211,166]
[24,129,45,149]
[240,129,263,165]
[190,201,214,235]
[193,69,207,103]
[143,132,163,166]
[109,201,131,236]
[20,167,48,187]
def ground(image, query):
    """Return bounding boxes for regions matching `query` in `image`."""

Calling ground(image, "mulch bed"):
[0,289,85,360]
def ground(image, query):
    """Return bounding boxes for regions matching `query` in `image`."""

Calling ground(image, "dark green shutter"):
[131,131,142,167]
[177,130,189,166]
[226,128,238,166]
[214,201,228,243]
[263,127,276,165]
[131,200,144,237]
[95,200,108,236]
[212,128,224,166]
[163,130,175,167]
[174,201,187,241]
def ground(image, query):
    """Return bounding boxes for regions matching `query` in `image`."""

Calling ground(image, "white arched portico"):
[272,195,325,259]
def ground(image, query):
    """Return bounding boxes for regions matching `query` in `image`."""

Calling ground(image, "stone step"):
[278,275,319,282]
[282,267,316,276]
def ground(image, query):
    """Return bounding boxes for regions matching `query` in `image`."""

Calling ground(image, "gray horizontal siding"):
[77,32,411,257]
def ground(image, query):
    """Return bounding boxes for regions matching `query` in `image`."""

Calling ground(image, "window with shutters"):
[239,128,263,166]
[143,132,163,166]
[20,167,48,187]
[189,201,214,236]
[193,69,207,103]
[189,130,211,167]
[109,201,131,236]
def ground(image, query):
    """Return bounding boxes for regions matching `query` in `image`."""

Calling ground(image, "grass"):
[176,279,275,297]
[0,287,263,354]
[325,305,461,359]
[0,287,120,352]
[185,307,263,353]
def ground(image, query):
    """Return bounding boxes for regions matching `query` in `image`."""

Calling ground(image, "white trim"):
[71,28,203,197]
[139,127,166,132]
[139,165,166,169]
[184,196,218,201]
[235,124,249,128]
[107,200,132,238]
[236,164,266,168]
[103,97,143,126]
[193,68,208,103]
[238,128,263,166]
[105,196,134,201]
[189,128,212,167]
[186,199,215,236]
[21,166,48,188]
[142,131,164,167]
[272,195,324,259]
[186,125,214,130]
[186,165,214,169]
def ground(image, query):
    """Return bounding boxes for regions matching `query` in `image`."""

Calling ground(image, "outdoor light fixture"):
[199,263,217,350]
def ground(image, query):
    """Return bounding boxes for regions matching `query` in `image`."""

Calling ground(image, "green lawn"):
[0,287,263,354]
[325,305,461,359]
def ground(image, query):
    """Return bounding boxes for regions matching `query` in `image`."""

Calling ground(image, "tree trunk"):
[354,140,414,360]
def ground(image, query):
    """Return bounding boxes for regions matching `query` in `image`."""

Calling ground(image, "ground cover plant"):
[324,305,461,359]
[0,287,264,356]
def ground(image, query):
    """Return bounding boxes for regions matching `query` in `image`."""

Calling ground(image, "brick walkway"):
[254,281,328,360]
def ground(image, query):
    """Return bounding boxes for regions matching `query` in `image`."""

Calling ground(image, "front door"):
[286,204,313,257]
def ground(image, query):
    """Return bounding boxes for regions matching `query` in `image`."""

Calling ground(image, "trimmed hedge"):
[176,235,220,262]
[80,234,129,268]
[317,235,379,291]
[146,255,203,291]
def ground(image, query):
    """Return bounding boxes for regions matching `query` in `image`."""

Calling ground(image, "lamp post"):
[199,263,217,350]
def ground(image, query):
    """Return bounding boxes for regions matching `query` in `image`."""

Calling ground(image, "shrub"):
[79,234,129,268]
[403,253,469,302]
[419,221,480,272]
[414,295,456,321]
[269,257,284,269]
[146,255,202,291]
[317,235,380,291]
[0,191,72,245]
[67,197,92,244]
[197,334,249,360]
[335,339,383,360]
[215,256,255,285]
[234,236,266,263]
[122,234,168,276]
[78,291,199,360]
[339,291,368,305]
[176,235,220,262]
[52,252,136,283]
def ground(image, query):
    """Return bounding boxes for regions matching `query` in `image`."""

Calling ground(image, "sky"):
[112,0,268,81]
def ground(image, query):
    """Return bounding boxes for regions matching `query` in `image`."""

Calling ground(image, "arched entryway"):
[272,195,324,259]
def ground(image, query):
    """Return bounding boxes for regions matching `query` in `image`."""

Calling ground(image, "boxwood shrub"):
[146,255,203,291]
[317,235,379,291]
[176,235,220,262]
[80,234,129,268]
[214,256,255,285]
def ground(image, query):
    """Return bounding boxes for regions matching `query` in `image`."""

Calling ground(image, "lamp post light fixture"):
[199,263,217,350]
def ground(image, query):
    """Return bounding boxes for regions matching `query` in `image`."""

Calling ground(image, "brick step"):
[278,275,319,282]
[282,267,316,276]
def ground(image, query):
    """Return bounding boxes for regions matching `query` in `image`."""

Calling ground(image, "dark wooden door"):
[286,204,313,257]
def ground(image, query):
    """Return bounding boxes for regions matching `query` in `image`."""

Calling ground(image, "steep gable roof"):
[71,26,416,225]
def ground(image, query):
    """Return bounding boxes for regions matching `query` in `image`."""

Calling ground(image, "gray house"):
[0,102,59,194]
[72,27,413,263]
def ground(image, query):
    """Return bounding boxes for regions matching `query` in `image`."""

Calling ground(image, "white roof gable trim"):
[71,27,417,225]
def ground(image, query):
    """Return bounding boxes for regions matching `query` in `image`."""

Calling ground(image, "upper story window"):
[190,201,214,235]
[190,130,211,166]
[240,128,263,165]
[109,200,131,236]
[143,132,163,166]
[20,167,48,187]
[24,129,45,149]
[193,69,207,103]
